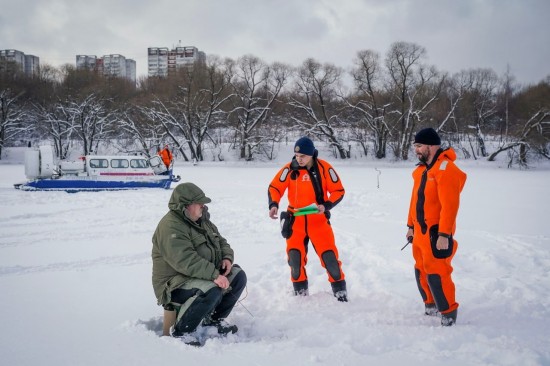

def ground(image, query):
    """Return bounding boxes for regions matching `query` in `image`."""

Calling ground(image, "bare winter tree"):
[193,56,236,160]
[496,66,518,143]
[488,109,550,166]
[139,56,235,162]
[347,49,390,158]
[289,58,348,159]
[228,55,291,160]
[117,106,162,157]
[33,101,76,159]
[384,41,444,160]
[459,66,518,162]
[488,79,550,165]
[425,71,475,159]
[436,71,473,133]
[64,94,116,156]
[0,89,30,159]
[139,97,191,161]
[461,68,499,158]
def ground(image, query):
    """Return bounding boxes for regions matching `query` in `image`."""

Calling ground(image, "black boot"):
[293,280,309,296]
[202,316,238,335]
[169,328,202,346]
[425,303,439,317]
[331,280,348,302]
[441,309,457,326]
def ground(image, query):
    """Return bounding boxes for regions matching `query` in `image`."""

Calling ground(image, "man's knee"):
[203,286,223,304]
[230,269,247,294]
[321,250,342,281]
[288,249,302,280]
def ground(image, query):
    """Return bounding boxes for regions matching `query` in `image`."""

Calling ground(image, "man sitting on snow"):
[151,182,247,346]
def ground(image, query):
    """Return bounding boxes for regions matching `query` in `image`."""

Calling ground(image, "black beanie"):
[294,137,315,156]
[414,128,441,145]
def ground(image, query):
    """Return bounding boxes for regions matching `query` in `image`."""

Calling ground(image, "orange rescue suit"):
[407,147,467,315]
[159,147,173,169]
[268,158,345,283]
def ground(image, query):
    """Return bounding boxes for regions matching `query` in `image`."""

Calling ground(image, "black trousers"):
[171,269,247,334]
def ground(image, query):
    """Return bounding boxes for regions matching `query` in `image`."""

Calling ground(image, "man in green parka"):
[152,182,247,345]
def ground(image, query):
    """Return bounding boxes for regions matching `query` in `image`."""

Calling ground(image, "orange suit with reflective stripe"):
[407,148,467,315]
[268,158,345,283]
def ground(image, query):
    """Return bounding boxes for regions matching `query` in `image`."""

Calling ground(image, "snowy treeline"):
[1,41,549,165]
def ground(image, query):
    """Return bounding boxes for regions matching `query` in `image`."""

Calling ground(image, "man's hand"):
[219,259,232,276]
[214,275,230,289]
[436,235,449,250]
[269,206,278,219]
[317,204,325,214]
[406,228,414,241]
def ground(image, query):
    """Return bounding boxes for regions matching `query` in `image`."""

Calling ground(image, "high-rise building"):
[76,55,98,70]
[125,59,136,83]
[148,46,205,77]
[24,55,40,75]
[76,54,136,82]
[147,47,168,77]
[0,49,40,76]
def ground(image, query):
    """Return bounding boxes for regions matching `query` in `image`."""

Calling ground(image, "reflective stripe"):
[440,161,448,170]
[279,167,289,182]
[328,168,339,183]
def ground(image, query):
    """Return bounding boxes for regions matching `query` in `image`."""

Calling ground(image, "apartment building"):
[0,49,40,76]
[148,46,205,77]
[76,55,99,70]
[76,54,136,82]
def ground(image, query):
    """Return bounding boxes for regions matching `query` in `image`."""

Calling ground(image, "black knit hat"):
[414,128,441,145]
[294,137,315,156]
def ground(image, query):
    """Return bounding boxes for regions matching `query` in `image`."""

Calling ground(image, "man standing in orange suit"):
[158,144,173,170]
[268,137,348,302]
[406,128,467,326]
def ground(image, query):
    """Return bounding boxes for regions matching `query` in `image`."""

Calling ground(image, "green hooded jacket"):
[151,183,234,305]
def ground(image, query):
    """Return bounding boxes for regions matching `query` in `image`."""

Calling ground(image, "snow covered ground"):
[1,147,549,366]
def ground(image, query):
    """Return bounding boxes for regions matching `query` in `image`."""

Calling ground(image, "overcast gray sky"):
[1,0,549,85]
